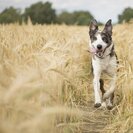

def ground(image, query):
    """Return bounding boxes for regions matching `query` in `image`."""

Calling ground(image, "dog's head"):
[89,19,112,58]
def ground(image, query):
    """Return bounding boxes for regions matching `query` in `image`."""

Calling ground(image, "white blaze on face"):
[92,33,107,50]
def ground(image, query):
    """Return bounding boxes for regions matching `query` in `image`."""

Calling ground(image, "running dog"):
[89,19,118,109]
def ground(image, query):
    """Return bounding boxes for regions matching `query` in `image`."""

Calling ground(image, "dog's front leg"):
[93,69,102,108]
[103,75,116,109]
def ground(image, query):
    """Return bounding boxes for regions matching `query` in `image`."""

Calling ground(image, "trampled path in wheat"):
[79,91,113,133]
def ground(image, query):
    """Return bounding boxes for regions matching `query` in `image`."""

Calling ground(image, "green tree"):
[23,1,56,24]
[73,11,94,25]
[0,7,21,24]
[57,11,74,25]
[118,7,133,23]
[57,11,94,25]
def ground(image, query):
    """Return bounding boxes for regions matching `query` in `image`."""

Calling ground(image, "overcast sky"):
[0,0,133,23]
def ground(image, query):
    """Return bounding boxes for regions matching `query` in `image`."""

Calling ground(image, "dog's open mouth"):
[96,50,104,57]
[90,47,104,58]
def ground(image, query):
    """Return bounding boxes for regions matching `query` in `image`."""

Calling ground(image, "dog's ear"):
[89,19,98,38]
[103,19,112,36]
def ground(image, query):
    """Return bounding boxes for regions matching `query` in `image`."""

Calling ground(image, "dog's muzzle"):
[90,45,109,58]
[90,46,104,58]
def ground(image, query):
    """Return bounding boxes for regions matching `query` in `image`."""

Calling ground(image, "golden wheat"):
[0,22,133,133]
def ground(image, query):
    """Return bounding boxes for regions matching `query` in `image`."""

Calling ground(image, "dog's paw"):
[107,104,113,110]
[94,103,101,108]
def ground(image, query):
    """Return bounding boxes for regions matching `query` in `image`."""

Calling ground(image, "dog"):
[89,19,118,109]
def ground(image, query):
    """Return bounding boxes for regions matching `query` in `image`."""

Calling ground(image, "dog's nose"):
[97,44,102,50]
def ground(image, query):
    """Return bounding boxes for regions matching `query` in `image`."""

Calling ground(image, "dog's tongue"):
[90,47,96,53]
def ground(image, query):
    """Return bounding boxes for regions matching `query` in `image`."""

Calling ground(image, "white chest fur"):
[92,55,117,76]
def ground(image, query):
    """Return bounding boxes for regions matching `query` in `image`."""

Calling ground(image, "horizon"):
[0,0,133,23]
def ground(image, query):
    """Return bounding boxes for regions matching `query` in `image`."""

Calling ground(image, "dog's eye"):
[93,36,97,41]
[102,37,108,43]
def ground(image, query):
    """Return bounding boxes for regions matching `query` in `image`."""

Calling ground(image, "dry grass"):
[0,22,133,133]
[104,24,133,133]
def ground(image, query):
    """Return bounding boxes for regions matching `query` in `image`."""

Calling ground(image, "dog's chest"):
[100,58,110,70]
[92,56,117,76]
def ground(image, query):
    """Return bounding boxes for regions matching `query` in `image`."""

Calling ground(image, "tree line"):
[0,1,93,25]
[0,1,132,25]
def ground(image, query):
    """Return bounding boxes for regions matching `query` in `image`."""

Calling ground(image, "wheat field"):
[0,22,133,133]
